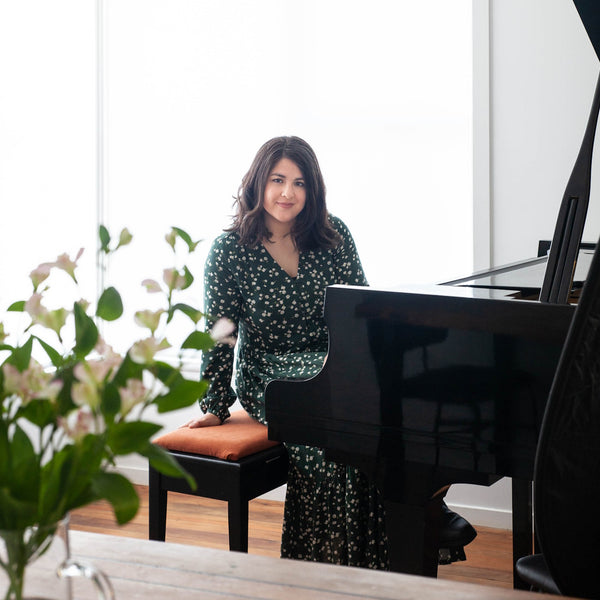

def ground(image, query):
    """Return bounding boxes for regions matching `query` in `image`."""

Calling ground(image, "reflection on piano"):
[266,0,600,590]
[266,282,574,582]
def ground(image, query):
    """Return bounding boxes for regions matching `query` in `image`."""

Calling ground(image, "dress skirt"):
[281,444,389,569]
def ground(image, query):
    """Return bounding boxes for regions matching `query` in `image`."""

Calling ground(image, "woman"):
[185,135,389,569]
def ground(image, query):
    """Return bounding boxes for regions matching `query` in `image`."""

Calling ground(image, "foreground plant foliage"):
[0,226,228,530]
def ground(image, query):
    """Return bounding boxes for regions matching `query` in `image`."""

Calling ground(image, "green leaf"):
[107,421,162,455]
[154,379,208,413]
[73,302,98,357]
[181,265,194,290]
[10,425,40,504]
[181,330,214,351]
[96,286,123,321]
[153,361,184,387]
[39,445,73,519]
[172,227,201,253]
[33,335,63,367]
[40,435,105,521]
[111,353,144,387]
[0,488,38,530]
[0,421,10,488]
[7,300,25,312]
[10,337,34,371]
[142,442,196,490]
[18,398,56,428]
[91,471,139,525]
[55,366,77,416]
[101,381,121,421]
[99,224,111,253]
[167,303,203,325]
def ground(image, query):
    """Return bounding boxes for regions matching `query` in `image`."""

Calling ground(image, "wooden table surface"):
[19,531,576,600]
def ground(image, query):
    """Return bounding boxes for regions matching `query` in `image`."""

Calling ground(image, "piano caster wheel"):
[438,546,467,565]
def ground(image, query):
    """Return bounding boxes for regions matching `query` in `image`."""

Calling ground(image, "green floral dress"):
[200,215,388,569]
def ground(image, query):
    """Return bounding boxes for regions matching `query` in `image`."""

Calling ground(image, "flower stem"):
[1,532,27,600]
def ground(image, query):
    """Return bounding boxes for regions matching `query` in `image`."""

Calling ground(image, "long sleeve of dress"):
[330,216,368,287]
[199,235,240,422]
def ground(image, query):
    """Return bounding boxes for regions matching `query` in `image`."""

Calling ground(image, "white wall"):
[446,0,600,529]
[488,0,600,265]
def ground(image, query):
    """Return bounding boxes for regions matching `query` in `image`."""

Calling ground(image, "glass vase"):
[0,515,114,600]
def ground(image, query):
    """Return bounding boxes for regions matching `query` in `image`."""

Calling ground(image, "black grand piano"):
[265,1,600,590]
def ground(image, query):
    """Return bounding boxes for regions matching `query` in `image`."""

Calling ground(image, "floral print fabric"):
[201,215,388,569]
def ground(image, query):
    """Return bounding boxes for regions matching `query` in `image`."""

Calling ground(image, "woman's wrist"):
[199,399,230,423]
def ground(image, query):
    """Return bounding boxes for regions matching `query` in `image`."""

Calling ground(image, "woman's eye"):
[272,178,283,184]
[295,181,305,187]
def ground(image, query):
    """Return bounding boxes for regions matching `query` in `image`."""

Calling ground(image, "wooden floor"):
[70,485,514,590]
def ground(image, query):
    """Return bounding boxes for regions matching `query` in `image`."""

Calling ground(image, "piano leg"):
[383,493,444,577]
[512,478,533,589]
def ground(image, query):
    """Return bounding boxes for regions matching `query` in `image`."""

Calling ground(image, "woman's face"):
[262,158,306,232]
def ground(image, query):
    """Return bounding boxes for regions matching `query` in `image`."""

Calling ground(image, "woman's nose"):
[281,184,294,199]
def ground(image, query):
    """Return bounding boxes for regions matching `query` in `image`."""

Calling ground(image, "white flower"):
[141,279,162,294]
[94,338,123,374]
[39,380,63,402]
[25,293,47,319]
[134,309,164,333]
[25,294,68,337]
[210,317,237,347]
[73,341,123,386]
[54,248,84,282]
[162,268,186,291]
[129,337,171,364]
[58,406,96,440]
[2,361,56,403]
[29,262,52,291]
[119,378,147,415]
[2,364,24,396]
[76,298,91,313]
[71,379,101,409]
[74,358,115,387]
[38,308,68,339]
[165,229,177,250]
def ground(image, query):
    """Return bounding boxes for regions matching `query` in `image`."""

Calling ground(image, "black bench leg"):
[148,467,168,541]
[228,496,249,552]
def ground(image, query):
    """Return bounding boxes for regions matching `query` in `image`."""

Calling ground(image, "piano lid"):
[539,3,600,304]
[573,1,600,61]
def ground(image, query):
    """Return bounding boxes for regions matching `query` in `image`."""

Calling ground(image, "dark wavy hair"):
[227,136,341,251]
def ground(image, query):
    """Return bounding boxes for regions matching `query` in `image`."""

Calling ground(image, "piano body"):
[265,277,574,582]
[265,0,600,589]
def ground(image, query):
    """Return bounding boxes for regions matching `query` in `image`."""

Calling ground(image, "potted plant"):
[0,226,229,599]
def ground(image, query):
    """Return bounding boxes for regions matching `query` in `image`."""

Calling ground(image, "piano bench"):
[148,410,289,552]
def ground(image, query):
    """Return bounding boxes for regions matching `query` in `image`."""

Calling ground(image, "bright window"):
[1,0,473,349]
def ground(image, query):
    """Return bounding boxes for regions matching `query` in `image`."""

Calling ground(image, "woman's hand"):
[181,413,222,428]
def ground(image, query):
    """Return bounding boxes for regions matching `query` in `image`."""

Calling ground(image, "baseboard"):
[446,502,512,531]
[116,464,149,486]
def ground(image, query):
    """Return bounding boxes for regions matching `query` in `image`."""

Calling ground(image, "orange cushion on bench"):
[153,410,280,461]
